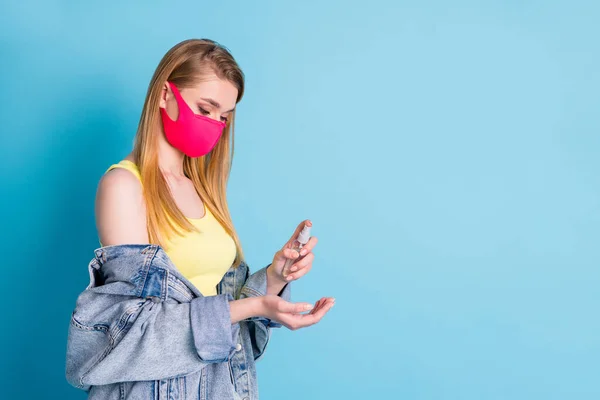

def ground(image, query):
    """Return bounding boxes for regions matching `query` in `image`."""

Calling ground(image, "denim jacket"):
[65,244,290,399]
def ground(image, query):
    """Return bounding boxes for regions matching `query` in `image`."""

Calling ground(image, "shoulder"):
[98,167,142,194]
[95,167,148,245]
[97,167,144,210]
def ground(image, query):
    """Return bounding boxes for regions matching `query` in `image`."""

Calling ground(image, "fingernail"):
[290,266,298,272]
[305,304,313,310]
[300,249,307,256]
[286,275,293,281]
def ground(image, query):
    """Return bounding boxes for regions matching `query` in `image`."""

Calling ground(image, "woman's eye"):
[220,116,228,122]
[197,106,210,115]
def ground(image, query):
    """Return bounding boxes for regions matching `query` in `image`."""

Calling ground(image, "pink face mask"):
[160,81,227,158]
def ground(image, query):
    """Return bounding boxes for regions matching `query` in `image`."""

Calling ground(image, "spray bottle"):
[282,223,312,279]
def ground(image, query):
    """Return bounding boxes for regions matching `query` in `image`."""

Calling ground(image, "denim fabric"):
[65,244,290,399]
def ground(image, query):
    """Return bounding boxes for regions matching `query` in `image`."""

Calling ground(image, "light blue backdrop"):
[1,1,598,399]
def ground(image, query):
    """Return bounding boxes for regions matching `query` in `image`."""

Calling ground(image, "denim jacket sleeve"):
[66,266,240,389]
[237,264,291,361]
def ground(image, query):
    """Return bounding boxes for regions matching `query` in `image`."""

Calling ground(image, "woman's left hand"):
[268,219,318,284]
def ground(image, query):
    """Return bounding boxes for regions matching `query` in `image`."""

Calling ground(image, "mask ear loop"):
[164,81,188,123]
[167,81,185,104]
[160,81,181,123]
[165,81,226,128]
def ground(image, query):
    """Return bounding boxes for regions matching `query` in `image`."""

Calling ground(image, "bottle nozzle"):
[297,224,311,245]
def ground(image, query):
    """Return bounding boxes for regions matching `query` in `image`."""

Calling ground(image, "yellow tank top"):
[102,160,237,296]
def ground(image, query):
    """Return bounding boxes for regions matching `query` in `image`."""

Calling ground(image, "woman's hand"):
[268,219,319,287]
[260,295,335,330]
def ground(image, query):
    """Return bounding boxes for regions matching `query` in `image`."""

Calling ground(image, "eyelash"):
[198,106,228,122]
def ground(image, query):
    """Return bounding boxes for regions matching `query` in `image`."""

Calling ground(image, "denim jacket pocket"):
[65,313,111,390]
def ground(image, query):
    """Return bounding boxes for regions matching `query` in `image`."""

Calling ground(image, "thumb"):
[274,248,299,263]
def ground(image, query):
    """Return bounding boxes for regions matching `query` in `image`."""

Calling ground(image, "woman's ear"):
[158,82,170,109]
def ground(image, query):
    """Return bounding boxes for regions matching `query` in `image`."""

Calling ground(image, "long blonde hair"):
[132,39,246,267]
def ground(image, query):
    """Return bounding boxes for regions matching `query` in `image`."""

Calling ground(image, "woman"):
[66,39,334,399]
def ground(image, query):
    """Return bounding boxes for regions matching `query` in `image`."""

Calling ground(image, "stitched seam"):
[70,314,109,332]
[170,284,193,301]
[161,268,168,301]
[240,327,250,394]
[109,302,144,344]
[79,342,113,388]
[241,287,263,298]
[169,277,194,301]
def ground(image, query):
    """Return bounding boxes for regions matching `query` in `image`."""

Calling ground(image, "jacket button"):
[235,343,242,351]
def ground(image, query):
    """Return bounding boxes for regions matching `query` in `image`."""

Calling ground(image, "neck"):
[157,134,185,177]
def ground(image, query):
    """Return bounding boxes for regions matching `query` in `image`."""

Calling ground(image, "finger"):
[307,298,335,320]
[288,252,314,273]
[284,248,301,260]
[299,236,318,256]
[287,300,334,329]
[274,248,300,263]
[309,298,326,315]
[286,262,312,281]
[309,297,331,314]
[277,300,314,314]
[285,219,313,247]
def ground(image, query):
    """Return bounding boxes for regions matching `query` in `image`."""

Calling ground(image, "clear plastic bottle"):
[282,223,312,279]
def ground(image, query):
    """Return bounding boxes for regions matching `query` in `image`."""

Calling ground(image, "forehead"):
[181,76,238,109]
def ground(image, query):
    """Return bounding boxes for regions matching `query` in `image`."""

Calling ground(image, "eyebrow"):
[200,97,235,113]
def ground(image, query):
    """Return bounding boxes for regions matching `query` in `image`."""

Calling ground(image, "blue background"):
[1,1,599,399]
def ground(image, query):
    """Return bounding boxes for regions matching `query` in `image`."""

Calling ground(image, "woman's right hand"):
[259,295,335,330]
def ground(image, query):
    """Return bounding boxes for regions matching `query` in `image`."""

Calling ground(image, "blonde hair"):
[132,39,246,267]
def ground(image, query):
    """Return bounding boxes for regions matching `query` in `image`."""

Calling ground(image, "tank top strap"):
[105,160,142,183]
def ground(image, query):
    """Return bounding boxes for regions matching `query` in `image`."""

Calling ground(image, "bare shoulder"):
[95,168,148,245]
